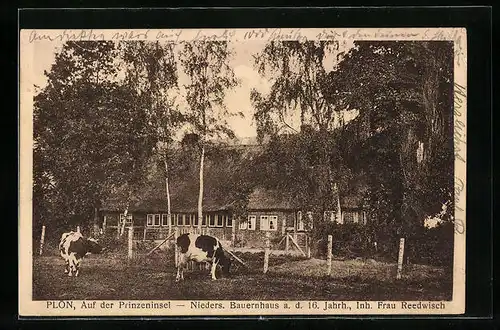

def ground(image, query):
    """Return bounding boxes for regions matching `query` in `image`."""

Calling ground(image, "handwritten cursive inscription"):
[192,29,236,42]
[268,29,307,43]
[424,29,466,66]
[454,176,465,234]
[112,30,150,41]
[155,29,183,43]
[29,30,105,43]
[453,83,467,164]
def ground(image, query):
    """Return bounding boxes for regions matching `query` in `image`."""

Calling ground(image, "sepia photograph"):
[19,27,467,316]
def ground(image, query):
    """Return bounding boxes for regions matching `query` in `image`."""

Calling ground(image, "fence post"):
[231,219,236,246]
[396,238,405,279]
[127,227,134,260]
[174,227,179,267]
[39,225,46,256]
[168,214,172,236]
[327,235,333,276]
[102,217,107,234]
[306,235,311,259]
[76,226,81,234]
[285,233,290,254]
[263,232,270,274]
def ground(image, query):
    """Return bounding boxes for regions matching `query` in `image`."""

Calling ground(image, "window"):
[185,214,191,226]
[260,215,278,231]
[209,214,215,227]
[154,214,161,226]
[353,212,359,224]
[146,214,160,227]
[239,219,247,230]
[247,215,256,230]
[307,211,314,229]
[120,214,133,226]
[216,214,224,227]
[344,212,354,224]
[193,214,199,227]
[269,216,278,230]
[202,214,208,227]
[226,215,233,228]
[260,215,268,230]
[178,214,185,226]
[297,211,305,231]
[161,214,170,227]
[172,214,177,226]
[323,211,336,222]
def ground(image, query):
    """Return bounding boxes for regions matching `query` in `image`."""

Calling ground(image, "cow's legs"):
[74,259,81,277]
[176,254,187,282]
[175,265,181,282]
[210,260,218,280]
[68,253,78,277]
[175,264,185,282]
[61,252,70,274]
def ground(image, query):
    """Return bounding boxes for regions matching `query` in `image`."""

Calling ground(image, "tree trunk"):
[164,157,172,234]
[120,200,130,237]
[93,206,100,237]
[197,145,205,233]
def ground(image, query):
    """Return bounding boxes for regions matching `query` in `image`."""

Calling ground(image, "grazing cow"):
[175,233,231,282]
[59,231,103,277]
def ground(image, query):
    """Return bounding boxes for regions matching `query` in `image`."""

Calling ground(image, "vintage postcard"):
[19,27,466,317]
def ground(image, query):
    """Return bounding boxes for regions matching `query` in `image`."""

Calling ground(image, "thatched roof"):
[246,188,296,211]
[340,195,365,209]
[101,187,367,213]
[101,193,234,214]
[100,140,368,213]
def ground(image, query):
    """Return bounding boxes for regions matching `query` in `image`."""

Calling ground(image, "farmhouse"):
[100,196,235,241]
[99,185,369,251]
[236,188,302,248]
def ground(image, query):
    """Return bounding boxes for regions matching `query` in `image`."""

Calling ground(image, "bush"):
[407,221,454,268]
[314,222,378,259]
[314,221,454,268]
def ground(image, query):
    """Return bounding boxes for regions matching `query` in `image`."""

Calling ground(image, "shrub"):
[314,221,454,268]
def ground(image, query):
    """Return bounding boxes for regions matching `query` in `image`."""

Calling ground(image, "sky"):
[32,41,271,139]
[32,40,357,140]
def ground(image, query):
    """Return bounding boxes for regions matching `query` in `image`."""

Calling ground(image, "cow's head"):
[86,238,103,254]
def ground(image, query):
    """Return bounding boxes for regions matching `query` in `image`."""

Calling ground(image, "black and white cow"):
[175,233,231,281]
[59,231,103,277]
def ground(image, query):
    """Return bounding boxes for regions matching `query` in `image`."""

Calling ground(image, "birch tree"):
[120,41,182,235]
[180,41,239,232]
[253,40,349,227]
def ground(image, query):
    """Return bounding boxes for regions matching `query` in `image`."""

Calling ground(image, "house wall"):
[342,209,368,225]
[100,210,235,241]
[101,208,368,248]
[235,210,296,249]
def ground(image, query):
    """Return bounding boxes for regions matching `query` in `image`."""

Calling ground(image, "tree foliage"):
[33,41,156,232]
[331,41,454,236]
[253,40,348,136]
[252,40,455,252]
[252,41,351,231]
[179,41,239,227]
